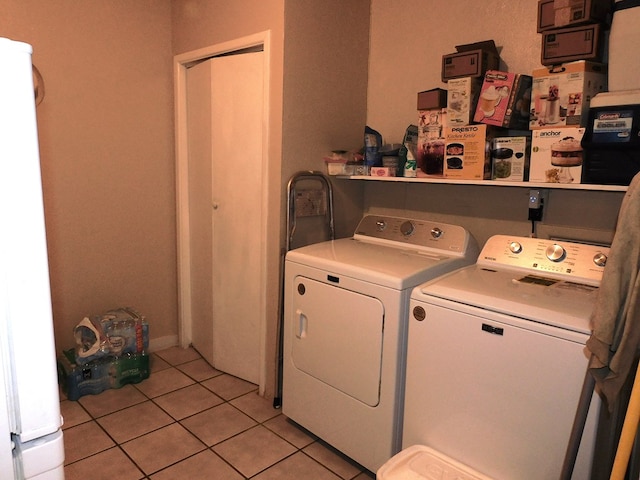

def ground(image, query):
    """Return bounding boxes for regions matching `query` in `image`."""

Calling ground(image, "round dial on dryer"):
[593,252,607,267]
[430,227,443,239]
[545,244,566,262]
[509,241,523,254]
[400,221,415,236]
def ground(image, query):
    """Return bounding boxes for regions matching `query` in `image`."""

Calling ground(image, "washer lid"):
[286,238,474,290]
[415,265,598,335]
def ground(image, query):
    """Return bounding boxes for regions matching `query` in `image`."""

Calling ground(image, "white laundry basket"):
[377,445,493,480]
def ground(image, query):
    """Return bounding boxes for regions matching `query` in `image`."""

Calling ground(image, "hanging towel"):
[587,172,640,411]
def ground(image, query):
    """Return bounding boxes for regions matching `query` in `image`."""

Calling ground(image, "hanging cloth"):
[587,172,640,410]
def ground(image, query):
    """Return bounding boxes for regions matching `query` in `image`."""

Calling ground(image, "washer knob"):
[509,241,523,254]
[593,252,608,267]
[375,220,386,231]
[400,221,415,236]
[546,244,566,262]
[431,227,443,239]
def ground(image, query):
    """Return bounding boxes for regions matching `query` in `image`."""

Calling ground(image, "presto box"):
[443,124,490,180]
[473,70,532,130]
[530,127,585,184]
[530,61,607,129]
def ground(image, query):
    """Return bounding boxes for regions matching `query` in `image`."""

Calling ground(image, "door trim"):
[173,31,271,394]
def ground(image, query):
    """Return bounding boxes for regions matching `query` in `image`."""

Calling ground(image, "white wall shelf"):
[336,175,628,192]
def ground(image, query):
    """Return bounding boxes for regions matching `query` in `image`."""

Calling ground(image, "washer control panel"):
[353,215,476,255]
[479,234,609,285]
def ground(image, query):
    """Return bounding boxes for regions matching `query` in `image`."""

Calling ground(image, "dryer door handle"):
[296,309,308,339]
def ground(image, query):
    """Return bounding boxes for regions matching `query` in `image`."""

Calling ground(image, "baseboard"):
[148,335,179,353]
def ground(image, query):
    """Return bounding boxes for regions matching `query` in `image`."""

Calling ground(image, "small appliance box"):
[473,70,532,130]
[443,124,490,180]
[491,136,529,182]
[530,61,607,129]
[530,127,585,184]
[417,108,447,176]
[447,77,482,127]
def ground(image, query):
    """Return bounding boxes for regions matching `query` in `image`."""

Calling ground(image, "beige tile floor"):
[60,346,376,480]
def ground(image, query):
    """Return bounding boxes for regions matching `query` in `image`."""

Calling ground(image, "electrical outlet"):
[529,189,542,209]
[528,189,544,221]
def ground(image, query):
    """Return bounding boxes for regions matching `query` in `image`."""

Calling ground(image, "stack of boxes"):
[530,0,611,184]
[412,0,611,184]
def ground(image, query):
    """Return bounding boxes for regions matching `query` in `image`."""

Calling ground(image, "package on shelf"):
[541,23,604,65]
[473,70,532,130]
[443,124,491,180]
[417,108,447,177]
[447,77,482,127]
[73,307,149,365]
[57,348,150,401]
[537,0,613,32]
[491,136,529,182]
[530,61,607,130]
[441,40,500,82]
[530,127,585,184]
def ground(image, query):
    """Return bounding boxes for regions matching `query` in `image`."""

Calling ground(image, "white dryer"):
[282,215,478,472]
[403,234,609,480]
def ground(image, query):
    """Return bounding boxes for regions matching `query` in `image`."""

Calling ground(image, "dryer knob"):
[546,244,566,262]
[509,241,523,254]
[593,252,608,267]
[430,227,443,239]
[400,221,415,236]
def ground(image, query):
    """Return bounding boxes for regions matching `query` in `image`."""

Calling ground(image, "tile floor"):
[60,346,375,480]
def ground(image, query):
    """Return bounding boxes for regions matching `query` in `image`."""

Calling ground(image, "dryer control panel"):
[478,234,609,285]
[353,215,477,257]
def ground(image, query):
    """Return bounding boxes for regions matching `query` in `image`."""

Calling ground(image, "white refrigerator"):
[0,37,65,479]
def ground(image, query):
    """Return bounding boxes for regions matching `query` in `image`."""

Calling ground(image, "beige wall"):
[1,1,177,352]
[365,0,624,247]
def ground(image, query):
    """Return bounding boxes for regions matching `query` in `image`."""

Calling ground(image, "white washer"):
[282,215,478,472]
[403,234,609,480]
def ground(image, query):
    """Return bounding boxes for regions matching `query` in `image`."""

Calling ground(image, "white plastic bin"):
[377,445,493,480]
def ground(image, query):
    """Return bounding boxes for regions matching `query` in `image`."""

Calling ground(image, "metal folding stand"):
[273,171,334,408]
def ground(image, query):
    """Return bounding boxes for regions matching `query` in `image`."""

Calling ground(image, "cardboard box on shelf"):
[473,71,532,130]
[447,77,482,127]
[441,40,500,82]
[417,88,448,110]
[530,127,585,184]
[491,136,529,182]
[537,0,613,32]
[443,124,491,180]
[541,23,604,65]
[530,61,607,129]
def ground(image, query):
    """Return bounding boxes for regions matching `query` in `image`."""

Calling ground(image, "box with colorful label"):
[447,77,482,127]
[443,124,490,180]
[417,108,447,176]
[491,136,529,182]
[530,61,607,129]
[530,127,585,184]
[473,71,532,130]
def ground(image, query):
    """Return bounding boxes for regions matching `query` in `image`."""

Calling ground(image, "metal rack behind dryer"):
[274,171,335,408]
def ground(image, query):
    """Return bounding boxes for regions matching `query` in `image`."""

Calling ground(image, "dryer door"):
[290,276,384,406]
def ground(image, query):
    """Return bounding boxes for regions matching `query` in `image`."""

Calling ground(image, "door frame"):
[173,31,271,394]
